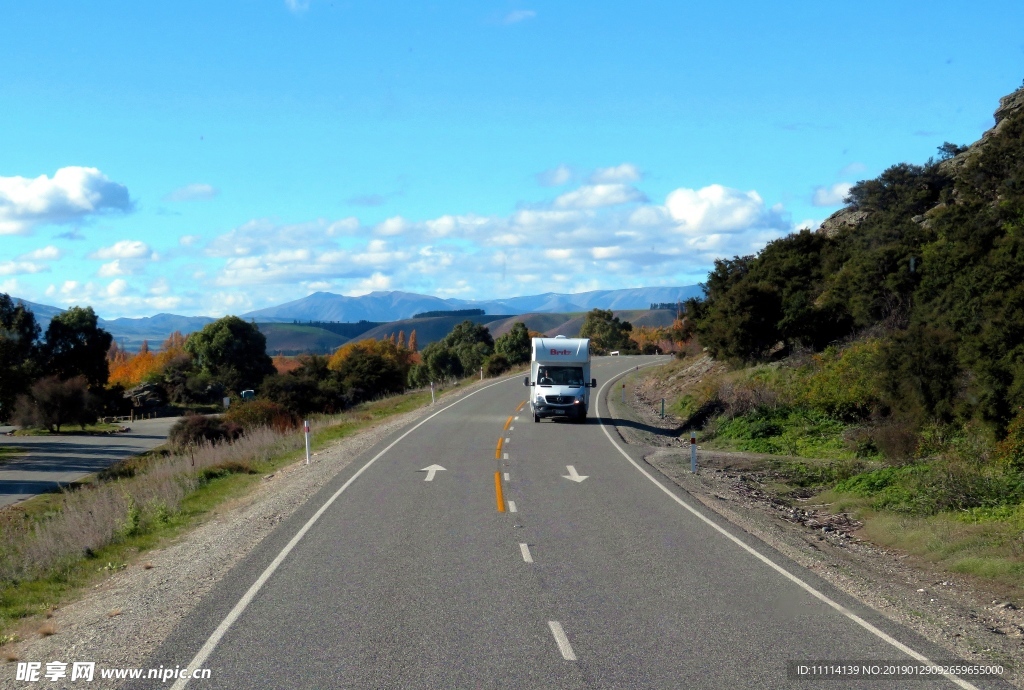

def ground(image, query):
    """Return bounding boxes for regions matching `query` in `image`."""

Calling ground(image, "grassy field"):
[0,378,485,644]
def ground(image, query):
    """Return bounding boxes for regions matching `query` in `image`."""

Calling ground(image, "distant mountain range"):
[10,285,701,350]
[243,286,702,323]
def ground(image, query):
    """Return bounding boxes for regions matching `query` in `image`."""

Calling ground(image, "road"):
[134,357,1009,689]
[0,417,179,508]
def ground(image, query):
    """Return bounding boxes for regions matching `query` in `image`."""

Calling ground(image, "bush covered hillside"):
[686,86,1024,437]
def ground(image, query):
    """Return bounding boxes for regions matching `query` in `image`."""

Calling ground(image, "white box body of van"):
[525,336,595,422]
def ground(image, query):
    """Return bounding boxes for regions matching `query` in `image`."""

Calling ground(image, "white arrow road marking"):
[562,465,588,482]
[548,621,577,660]
[419,464,446,481]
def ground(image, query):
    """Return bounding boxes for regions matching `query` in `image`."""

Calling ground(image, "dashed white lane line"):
[505,437,511,443]
[514,416,519,420]
[548,621,577,661]
[508,500,517,512]
[509,426,514,431]
[519,543,533,563]
[503,453,509,460]
[504,472,510,480]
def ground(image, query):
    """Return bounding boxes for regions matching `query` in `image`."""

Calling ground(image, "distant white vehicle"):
[524,336,596,423]
[609,351,620,356]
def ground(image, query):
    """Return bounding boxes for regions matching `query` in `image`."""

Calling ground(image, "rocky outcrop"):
[816,207,871,238]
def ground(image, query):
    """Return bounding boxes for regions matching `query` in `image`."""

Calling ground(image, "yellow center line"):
[515,400,526,412]
[495,437,504,459]
[494,471,506,512]
[503,416,513,430]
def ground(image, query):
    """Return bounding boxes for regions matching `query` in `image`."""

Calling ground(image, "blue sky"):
[1,1,1022,318]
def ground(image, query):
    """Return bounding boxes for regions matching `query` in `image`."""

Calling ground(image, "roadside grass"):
[0,375,495,643]
[702,407,872,461]
[821,492,1024,599]
[12,423,123,437]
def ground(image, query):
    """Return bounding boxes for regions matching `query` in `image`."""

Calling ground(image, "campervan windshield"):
[537,366,584,387]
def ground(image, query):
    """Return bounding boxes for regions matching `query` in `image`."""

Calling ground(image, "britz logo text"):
[550,349,571,355]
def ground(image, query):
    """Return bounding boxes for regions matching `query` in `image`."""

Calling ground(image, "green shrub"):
[224,399,296,432]
[168,414,243,448]
[483,353,510,377]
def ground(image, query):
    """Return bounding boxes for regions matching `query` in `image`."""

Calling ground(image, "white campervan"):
[524,336,596,423]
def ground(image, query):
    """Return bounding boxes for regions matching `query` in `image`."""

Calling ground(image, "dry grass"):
[142,562,153,569]
[107,609,121,617]
[0,422,313,583]
[37,623,55,637]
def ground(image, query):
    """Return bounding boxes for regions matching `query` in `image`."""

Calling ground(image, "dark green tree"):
[0,295,40,422]
[184,316,275,393]
[579,309,634,354]
[43,306,112,387]
[494,322,531,364]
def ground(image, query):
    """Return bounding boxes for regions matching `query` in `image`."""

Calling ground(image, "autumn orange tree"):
[108,332,190,388]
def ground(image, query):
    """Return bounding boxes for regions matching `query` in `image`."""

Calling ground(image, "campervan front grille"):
[545,395,574,404]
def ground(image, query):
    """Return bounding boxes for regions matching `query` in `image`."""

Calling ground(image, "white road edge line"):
[169,374,520,690]
[519,543,533,563]
[596,360,980,690]
[548,621,577,661]
[508,500,517,512]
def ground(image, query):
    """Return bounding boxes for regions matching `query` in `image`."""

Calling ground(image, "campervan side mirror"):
[591,378,597,388]
[523,376,530,387]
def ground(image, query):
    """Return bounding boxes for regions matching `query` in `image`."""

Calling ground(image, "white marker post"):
[430,382,436,405]
[690,431,697,473]
[480,366,483,381]
[621,383,625,404]
[304,420,311,465]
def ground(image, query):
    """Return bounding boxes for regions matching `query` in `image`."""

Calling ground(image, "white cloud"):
[165,183,219,202]
[98,261,128,277]
[503,9,536,24]
[91,240,156,261]
[796,218,822,231]
[285,0,309,13]
[665,184,788,235]
[375,216,409,236]
[18,245,62,261]
[589,163,641,184]
[0,261,48,276]
[536,164,573,187]
[553,183,647,209]
[0,166,131,235]
[343,272,391,297]
[812,182,853,207]
[179,234,201,246]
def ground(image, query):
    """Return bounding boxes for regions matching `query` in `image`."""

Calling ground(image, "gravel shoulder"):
[0,382,491,689]
[610,362,1024,688]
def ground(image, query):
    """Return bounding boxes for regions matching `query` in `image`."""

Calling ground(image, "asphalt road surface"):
[0,417,179,508]
[134,357,1010,689]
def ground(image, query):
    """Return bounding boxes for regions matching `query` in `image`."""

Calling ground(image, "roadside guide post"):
[304,420,311,465]
[622,383,625,404]
[661,398,665,419]
[480,366,483,381]
[690,432,697,473]
[430,382,436,405]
